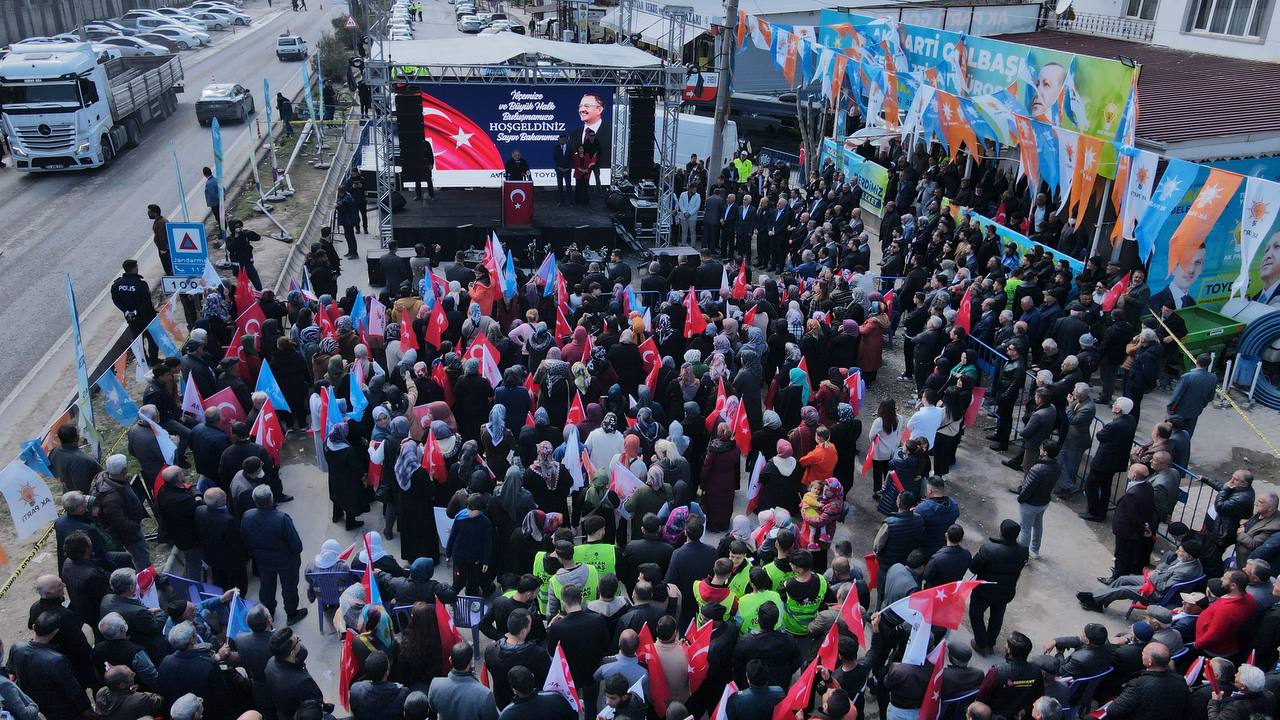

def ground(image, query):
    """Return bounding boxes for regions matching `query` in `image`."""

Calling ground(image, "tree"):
[795,89,830,180]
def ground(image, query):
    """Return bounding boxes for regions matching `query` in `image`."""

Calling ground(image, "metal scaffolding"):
[364,0,396,248]
[654,6,692,247]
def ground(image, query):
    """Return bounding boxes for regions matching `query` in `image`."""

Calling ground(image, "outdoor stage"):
[390,187,619,256]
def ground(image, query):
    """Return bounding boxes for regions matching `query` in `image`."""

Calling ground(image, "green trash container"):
[1171,306,1245,373]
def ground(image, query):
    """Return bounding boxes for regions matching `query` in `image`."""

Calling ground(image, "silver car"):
[457,15,483,32]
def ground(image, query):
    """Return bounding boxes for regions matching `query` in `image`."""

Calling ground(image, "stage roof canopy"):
[381,35,665,68]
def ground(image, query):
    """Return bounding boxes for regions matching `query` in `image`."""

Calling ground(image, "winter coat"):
[1017,459,1059,506]
[969,537,1029,603]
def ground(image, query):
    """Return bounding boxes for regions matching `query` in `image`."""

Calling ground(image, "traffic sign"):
[344,14,359,29]
[161,276,205,295]
[165,222,208,277]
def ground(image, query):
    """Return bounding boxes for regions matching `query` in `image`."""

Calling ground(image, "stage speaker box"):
[390,189,407,213]
[395,93,428,181]
[627,91,658,183]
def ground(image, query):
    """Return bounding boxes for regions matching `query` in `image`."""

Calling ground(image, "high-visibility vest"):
[573,542,617,578]
[735,590,782,635]
[549,565,600,615]
[764,560,794,593]
[727,561,752,599]
[693,579,737,616]
[532,551,553,614]
[781,574,828,636]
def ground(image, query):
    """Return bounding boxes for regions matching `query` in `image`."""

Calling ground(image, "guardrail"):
[1041,11,1155,42]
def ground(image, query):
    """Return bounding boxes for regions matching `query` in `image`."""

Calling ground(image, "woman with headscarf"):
[733,348,764,432]
[517,407,559,468]
[679,401,710,493]
[631,409,661,456]
[813,368,850,427]
[268,337,312,432]
[490,367,528,427]
[667,362,701,419]
[393,434,439,562]
[657,480,704,535]
[446,439,486,504]
[578,403,604,437]
[774,367,809,431]
[304,538,353,578]
[758,439,802,515]
[453,358,493,444]
[829,403,863,486]
[577,408,618,468]
[480,405,515,481]
[610,434,647,480]
[935,373,974,476]
[200,292,234,346]
[326,422,368,531]
[488,462,535,575]
[524,322,554,370]
[525,441,569,517]
[858,301,889,383]
[562,326,590,365]
[581,469,620,544]
[655,310,685,362]
[349,530,405,577]
[509,508,560,584]
[750,410,783,468]
[622,465,669,540]
[829,318,861,373]
[448,468,493,518]
[717,514,757,557]
[653,438,689,490]
[789,406,821,459]
[798,318,830,386]
[877,437,931,515]
[701,423,741,532]
[536,352,572,429]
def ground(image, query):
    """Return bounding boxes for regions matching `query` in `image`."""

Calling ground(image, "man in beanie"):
[1043,623,1114,678]
[941,640,984,698]
[967,519,1028,656]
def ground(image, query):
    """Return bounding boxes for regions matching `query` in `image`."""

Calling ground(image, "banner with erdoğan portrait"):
[401,84,615,188]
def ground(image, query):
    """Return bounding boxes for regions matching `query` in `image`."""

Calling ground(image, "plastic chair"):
[939,689,980,720]
[1125,575,1206,618]
[306,571,357,634]
[390,604,414,632]
[1058,667,1113,720]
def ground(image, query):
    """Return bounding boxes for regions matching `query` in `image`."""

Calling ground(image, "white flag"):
[882,593,930,665]
[564,425,585,491]
[181,373,204,418]
[1237,176,1280,298]
[434,507,454,550]
[712,682,739,720]
[745,452,766,513]
[368,296,387,337]
[1056,128,1079,213]
[139,412,178,464]
[0,459,57,539]
[1118,148,1159,242]
[201,259,222,291]
[543,644,582,712]
[129,336,149,382]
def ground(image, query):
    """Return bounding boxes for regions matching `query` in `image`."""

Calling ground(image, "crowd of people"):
[8,136,1278,720]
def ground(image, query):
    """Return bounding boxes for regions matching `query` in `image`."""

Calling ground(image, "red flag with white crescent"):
[705,378,727,433]
[425,302,447,349]
[644,361,660,397]
[955,285,974,333]
[844,369,864,415]
[742,303,759,326]
[1101,272,1131,313]
[422,427,447,483]
[732,260,748,300]
[838,588,867,650]
[772,655,819,720]
[434,600,463,674]
[638,337,660,373]
[816,621,840,669]
[400,308,419,352]
[684,289,707,338]
[637,624,672,714]
[731,396,751,453]
[685,619,714,692]
[711,681,739,720]
[203,387,247,426]
[746,453,765,513]
[235,302,266,340]
[567,391,586,426]
[250,398,285,464]
[417,92,504,171]
[431,362,454,405]
[918,640,948,720]
[462,332,502,387]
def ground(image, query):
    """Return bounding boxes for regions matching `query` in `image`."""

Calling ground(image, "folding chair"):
[1058,668,1113,720]
[305,571,358,634]
[1125,575,1206,618]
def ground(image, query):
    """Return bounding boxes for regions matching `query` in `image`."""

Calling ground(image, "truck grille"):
[15,123,75,152]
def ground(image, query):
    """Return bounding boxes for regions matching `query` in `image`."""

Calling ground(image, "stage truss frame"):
[364,57,685,247]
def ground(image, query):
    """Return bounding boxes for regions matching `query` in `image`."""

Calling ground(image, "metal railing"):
[1042,11,1155,42]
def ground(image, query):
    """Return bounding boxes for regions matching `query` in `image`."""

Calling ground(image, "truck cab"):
[0,42,182,171]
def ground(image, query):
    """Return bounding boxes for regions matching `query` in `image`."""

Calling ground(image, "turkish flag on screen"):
[418,92,503,171]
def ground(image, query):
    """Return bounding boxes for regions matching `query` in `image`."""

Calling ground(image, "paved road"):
[0,0,342,398]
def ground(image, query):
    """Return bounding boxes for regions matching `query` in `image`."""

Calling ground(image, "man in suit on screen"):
[569,92,610,188]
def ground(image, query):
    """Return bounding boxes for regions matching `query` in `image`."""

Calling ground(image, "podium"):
[502,180,534,227]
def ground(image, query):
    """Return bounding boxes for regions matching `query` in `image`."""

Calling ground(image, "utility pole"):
[707,0,738,185]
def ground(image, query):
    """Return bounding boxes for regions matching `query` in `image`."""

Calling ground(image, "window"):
[1188,0,1270,36]
[1126,0,1159,19]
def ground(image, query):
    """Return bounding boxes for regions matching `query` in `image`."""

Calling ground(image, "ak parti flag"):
[1168,169,1243,274]
[1101,272,1131,313]
[935,90,980,162]
[1069,135,1104,226]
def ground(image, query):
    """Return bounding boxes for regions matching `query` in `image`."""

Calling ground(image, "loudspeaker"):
[395,93,428,181]
[628,91,657,183]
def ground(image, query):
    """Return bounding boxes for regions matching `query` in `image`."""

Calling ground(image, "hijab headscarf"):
[202,293,231,323]
[521,509,548,542]
[584,470,614,511]
[326,422,350,451]
[358,531,388,564]
[667,421,689,454]
[744,326,767,359]
[645,464,665,491]
[789,367,811,404]
[730,515,757,550]
[496,462,532,520]
[370,406,392,442]
[409,557,434,582]
[774,439,797,474]
[656,314,674,345]
[314,539,342,569]
[394,437,423,491]
[486,405,506,446]
[601,412,619,434]
[634,409,658,443]
[531,441,559,489]
[801,405,820,428]
[572,362,591,395]
[620,434,642,466]
[837,402,856,424]
[762,410,782,430]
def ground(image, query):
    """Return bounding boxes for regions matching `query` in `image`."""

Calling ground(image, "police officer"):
[226,219,262,290]
[111,259,159,364]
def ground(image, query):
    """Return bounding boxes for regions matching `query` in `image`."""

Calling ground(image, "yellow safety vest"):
[736,590,782,635]
[781,574,828,636]
[549,564,600,615]
[573,542,617,578]
[532,551,553,615]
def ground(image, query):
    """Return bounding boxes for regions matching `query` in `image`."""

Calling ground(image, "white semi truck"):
[0,41,184,171]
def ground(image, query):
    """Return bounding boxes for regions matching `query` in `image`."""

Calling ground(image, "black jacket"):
[1052,639,1113,678]
[1020,404,1057,452]
[219,439,278,491]
[1017,459,1058,506]
[380,254,412,294]
[621,536,674,588]
[733,630,801,688]
[499,691,577,720]
[923,545,972,588]
[7,641,91,720]
[100,593,168,661]
[232,629,273,711]
[190,423,231,481]
[110,272,155,321]
[158,647,230,719]
[157,484,201,549]
[195,504,246,575]
[1104,669,1189,720]
[54,512,111,571]
[545,609,611,688]
[482,639,551,708]
[969,537,1029,603]
[26,598,94,689]
[1112,480,1157,540]
[241,506,303,569]
[349,680,410,720]
[90,472,145,546]
[62,557,110,631]
[264,657,323,720]
[1092,414,1138,475]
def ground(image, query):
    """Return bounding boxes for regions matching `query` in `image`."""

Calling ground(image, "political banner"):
[822,139,890,216]
[1144,166,1246,310]
[397,84,616,187]
[0,459,57,540]
[944,200,1084,276]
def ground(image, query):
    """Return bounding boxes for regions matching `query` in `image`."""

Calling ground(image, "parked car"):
[195,83,254,124]
[275,34,307,60]
[146,25,210,48]
[119,9,170,28]
[90,43,125,60]
[188,12,230,30]
[86,20,137,35]
[98,35,171,55]
[136,15,208,33]
[457,15,483,32]
[199,6,252,25]
[134,32,184,52]
[190,0,242,10]
[154,8,202,22]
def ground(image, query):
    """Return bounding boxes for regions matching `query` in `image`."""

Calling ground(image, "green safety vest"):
[764,560,794,593]
[781,574,828,636]
[693,579,735,615]
[736,590,781,636]
[532,551,553,615]
[549,564,600,615]
[727,561,752,599]
[573,542,617,579]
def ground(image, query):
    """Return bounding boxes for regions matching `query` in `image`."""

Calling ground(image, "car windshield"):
[201,84,236,99]
[0,82,80,106]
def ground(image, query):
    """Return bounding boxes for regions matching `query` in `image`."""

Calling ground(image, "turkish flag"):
[685,619,713,692]
[816,621,840,669]
[954,285,974,333]
[742,304,759,326]
[731,397,751,454]
[366,439,383,490]
[524,373,539,409]
[235,267,257,318]
[434,600,463,674]
[864,554,879,591]
[250,398,285,464]
[503,180,534,226]
[235,302,266,339]
[203,387,247,426]
[732,260,748,300]
[644,361,660,397]
[425,302,447,349]
[318,311,337,341]
[861,440,875,477]
[907,580,984,630]
[400,309,420,353]
[838,588,867,650]
[845,369,864,415]
[684,289,707,338]
[566,391,586,426]
[918,640,948,720]
[1101,272,1131,313]
[637,337,660,373]
[422,427,447,483]
[636,625,672,714]
[417,92,503,171]
[705,378,727,433]
[883,289,895,318]
[772,655,819,720]
[431,362,454,405]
